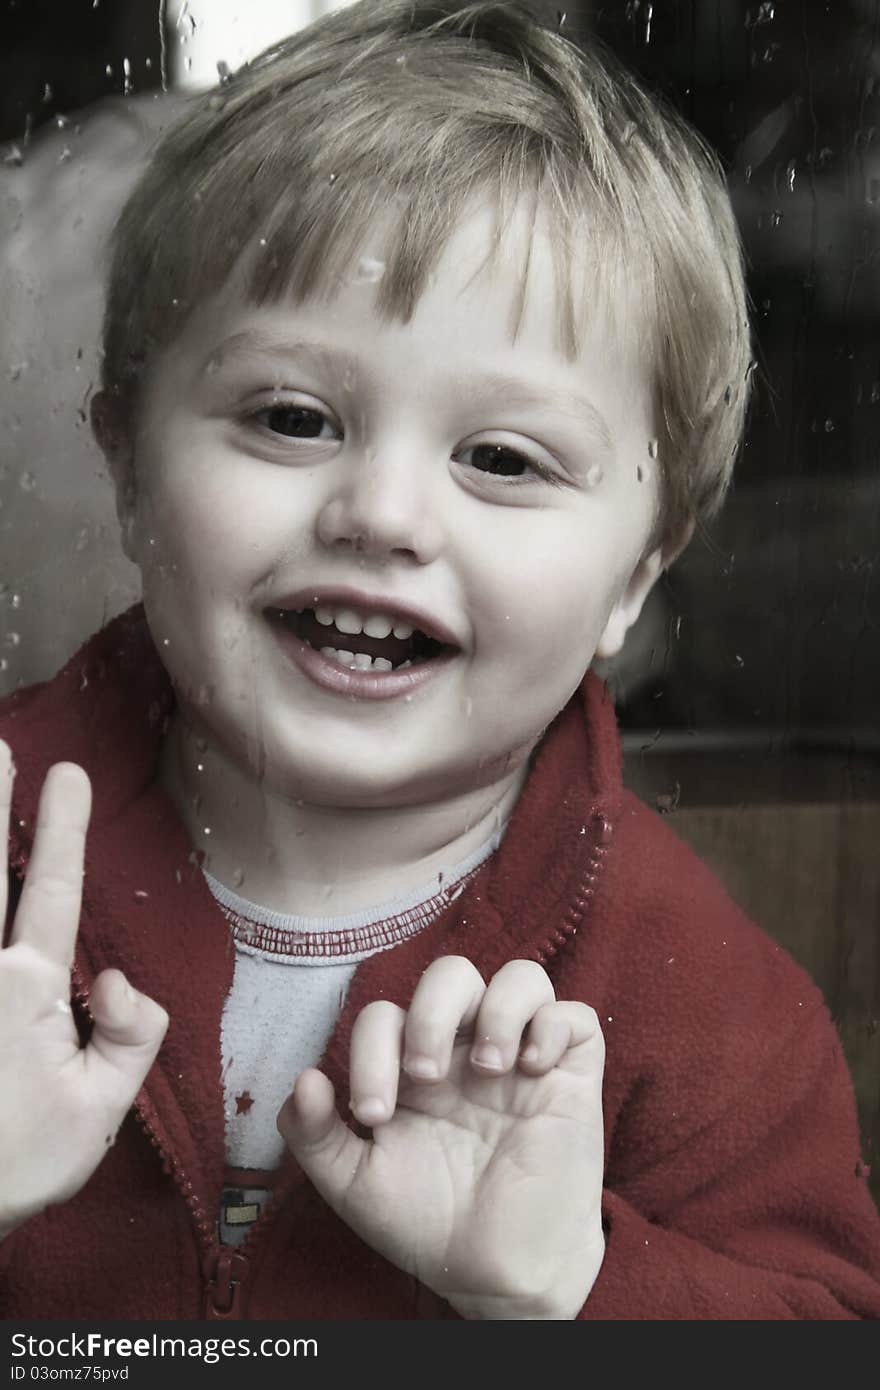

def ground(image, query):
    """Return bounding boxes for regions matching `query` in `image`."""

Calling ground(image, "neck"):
[158,711,528,916]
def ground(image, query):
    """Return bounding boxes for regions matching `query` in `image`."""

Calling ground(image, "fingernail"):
[519,1043,539,1065]
[404,1055,440,1080]
[471,1043,504,1071]
[353,1097,387,1125]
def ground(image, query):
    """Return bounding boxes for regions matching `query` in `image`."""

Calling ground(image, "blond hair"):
[102,0,751,544]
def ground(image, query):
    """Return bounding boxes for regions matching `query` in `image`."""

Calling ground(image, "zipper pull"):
[202,1247,249,1319]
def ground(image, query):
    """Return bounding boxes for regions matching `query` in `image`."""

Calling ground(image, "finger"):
[85,969,169,1098]
[402,955,486,1081]
[11,762,92,968]
[518,1001,605,1075]
[277,1068,368,1208]
[0,741,13,932]
[348,1000,406,1126]
[469,959,556,1074]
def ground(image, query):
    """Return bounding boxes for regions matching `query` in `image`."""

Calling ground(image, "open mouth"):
[266,603,453,673]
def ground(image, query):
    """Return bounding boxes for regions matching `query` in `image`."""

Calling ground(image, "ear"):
[594,519,695,661]
[91,390,139,563]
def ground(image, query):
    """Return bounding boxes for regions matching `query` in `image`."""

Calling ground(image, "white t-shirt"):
[203,827,505,1243]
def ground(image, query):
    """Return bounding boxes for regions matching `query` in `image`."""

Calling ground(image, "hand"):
[278,955,606,1319]
[0,741,168,1238]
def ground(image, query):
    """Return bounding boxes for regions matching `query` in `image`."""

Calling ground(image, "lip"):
[268,617,459,701]
[266,584,463,649]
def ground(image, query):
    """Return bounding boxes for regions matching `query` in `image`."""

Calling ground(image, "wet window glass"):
[1,0,877,1317]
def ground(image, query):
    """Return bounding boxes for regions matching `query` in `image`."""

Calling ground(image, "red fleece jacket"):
[2,608,879,1320]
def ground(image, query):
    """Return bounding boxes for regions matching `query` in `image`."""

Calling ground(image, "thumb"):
[277,1068,368,1208]
[86,968,169,1088]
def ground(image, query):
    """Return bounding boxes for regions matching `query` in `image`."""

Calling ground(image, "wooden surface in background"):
[624,747,880,1209]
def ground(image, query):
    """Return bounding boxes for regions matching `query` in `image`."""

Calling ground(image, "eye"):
[250,401,340,441]
[454,435,558,487]
[460,443,531,477]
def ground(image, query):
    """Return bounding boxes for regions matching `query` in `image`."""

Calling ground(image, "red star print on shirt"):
[234,1091,254,1115]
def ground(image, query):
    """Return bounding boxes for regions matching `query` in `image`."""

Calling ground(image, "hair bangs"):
[101,0,752,547]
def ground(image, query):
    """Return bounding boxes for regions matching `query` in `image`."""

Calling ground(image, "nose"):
[316,445,444,564]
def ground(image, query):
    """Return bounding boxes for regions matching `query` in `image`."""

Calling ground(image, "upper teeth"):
[313,605,414,640]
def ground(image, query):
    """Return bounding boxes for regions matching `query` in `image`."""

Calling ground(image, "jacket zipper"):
[70,960,251,1318]
[134,1099,255,1319]
[535,809,615,965]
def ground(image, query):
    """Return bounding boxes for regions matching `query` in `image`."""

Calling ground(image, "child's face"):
[111,201,663,809]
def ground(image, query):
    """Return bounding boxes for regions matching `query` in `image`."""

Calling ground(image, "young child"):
[2,0,879,1321]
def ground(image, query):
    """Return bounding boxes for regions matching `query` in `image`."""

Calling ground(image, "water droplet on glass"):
[203,826,212,837]
[647,439,659,460]
[4,632,21,648]
[0,659,8,674]
[824,418,835,432]
[18,471,36,492]
[463,697,473,718]
[354,257,386,285]
[770,209,783,228]
[10,594,20,610]
[232,867,245,888]
[586,462,604,486]
[786,160,797,192]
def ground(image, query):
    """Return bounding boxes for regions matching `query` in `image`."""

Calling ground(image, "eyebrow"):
[204,330,616,454]
[201,330,359,381]
[447,372,616,455]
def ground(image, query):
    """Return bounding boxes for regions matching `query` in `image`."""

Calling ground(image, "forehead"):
[179,196,654,393]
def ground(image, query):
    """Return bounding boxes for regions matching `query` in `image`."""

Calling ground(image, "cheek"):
[477,531,608,662]
[141,464,296,578]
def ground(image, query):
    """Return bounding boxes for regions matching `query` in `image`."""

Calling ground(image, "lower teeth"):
[319,647,398,672]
